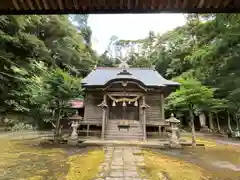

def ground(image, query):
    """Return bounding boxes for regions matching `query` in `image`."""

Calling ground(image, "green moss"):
[139,150,210,180]
[0,138,67,180]
[29,176,44,180]
[66,149,104,180]
[181,136,240,179]
[0,137,106,180]
[0,137,105,180]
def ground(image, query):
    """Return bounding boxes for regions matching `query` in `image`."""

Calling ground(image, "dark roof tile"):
[82,67,180,87]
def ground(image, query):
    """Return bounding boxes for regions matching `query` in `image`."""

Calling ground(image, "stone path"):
[93,146,147,180]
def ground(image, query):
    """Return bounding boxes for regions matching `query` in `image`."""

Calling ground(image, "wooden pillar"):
[158,125,161,137]
[160,93,165,120]
[98,94,107,140]
[86,124,90,137]
[101,108,106,140]
[142,96,147,141]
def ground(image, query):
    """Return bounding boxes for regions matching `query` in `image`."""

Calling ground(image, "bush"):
[11,122,34,131]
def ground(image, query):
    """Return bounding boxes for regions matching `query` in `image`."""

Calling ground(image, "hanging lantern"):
[122,101,126,106]
[112,100,116,107]
[134,101,138,106]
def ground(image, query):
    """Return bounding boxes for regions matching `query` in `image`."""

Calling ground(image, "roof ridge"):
[96,67,155,70]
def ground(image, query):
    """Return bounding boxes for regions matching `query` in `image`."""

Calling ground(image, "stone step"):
[105,133,143,136]
[105,131,143,135]
[105,135,143,138]
[107,121,141,124]
[107,125,141,128]
[104,137,143,140]
[105,120,143,140]
[106,128,142,131]
[105,129,143,133]
[106,128,142,130]
[106,130,142,133]
[105,134,143,138]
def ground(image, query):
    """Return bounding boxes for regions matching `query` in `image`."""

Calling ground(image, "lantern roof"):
[165,113,180,123]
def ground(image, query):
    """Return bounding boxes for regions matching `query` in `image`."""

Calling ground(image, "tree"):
[207,98,229,133]
[0,15,95,133]
[114,14,240,133]
[44,68,82,142]
[167,76,214,146]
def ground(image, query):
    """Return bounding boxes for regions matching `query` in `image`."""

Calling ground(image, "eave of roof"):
[2,0,236,13]
[82,67,180,88]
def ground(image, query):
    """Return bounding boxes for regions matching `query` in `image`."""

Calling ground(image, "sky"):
[88,14,187,54]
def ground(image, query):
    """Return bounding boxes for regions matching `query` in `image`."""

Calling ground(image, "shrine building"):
[81,62,180,140]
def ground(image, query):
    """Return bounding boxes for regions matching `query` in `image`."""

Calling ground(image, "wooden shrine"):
[81,60,180,140]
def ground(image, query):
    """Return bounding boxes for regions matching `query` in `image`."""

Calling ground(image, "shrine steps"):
[105,120,143,140]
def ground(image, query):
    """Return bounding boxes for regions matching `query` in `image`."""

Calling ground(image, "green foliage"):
[2,13,240,130]
[11,122,33,131]
[166,77,214,113]
[115,14,240,127]
[0,15,99,129]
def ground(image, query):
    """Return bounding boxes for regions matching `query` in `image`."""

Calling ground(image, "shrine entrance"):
[107,94,141,121]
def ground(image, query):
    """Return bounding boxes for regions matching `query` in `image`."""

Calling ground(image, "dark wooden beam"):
[80,0,90,11]
[197,0,205,8]
[135,0,139,7]
[108,92,143,96]
[19,0,28,10]
[150,0,155,10]
[26,0,35,10]
[4,0,238,13]
[49,0,58,10]
[158,0,166,9]
[120,0,124,9]
[12,0,20,10]
[72,0,78,10]
[174,0,180,8]
[34,0,42,10]
[181,0,188,8]
[223,0,232,7]
[56,0,63,9]
[128,0,131,9]
[42,0,50,10]
[167,0,173,9]
[213,0,222,8]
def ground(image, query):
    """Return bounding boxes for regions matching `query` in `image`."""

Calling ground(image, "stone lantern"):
[165,113,181,146]
[68,112,82,145]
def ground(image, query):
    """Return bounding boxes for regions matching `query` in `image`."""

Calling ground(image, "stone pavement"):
[93,146,147,180]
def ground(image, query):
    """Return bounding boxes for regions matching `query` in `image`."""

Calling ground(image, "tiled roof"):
[82,67,180,87]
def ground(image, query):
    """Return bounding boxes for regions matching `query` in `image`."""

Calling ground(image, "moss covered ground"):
[139,149,209,180]
[0,137,104,180]
[139,135,240,180]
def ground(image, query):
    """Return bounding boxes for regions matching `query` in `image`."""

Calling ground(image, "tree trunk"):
[227,111,233,134]
[209,113,214,130]
[54,102,62,143]
[0,112,7,125]
[236,115,240,131]
[216,113,221,133]
[190,108,196,147]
